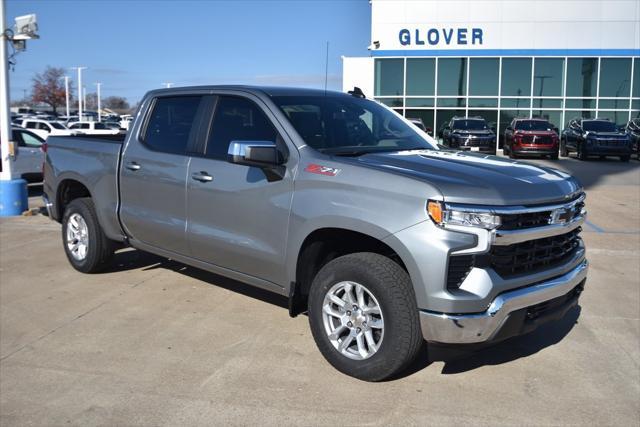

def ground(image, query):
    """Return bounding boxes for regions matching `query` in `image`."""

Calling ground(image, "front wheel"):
[560,139,569,157]
[577,143,589,161]
[62,198,116,273]
[308,253,422,381]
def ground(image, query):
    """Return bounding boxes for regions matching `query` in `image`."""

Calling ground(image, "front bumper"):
[419,259,588,344]
[586,141,632,156]
[512,144,558,155]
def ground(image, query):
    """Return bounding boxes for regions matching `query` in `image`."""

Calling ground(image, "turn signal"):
[427,200,443,224]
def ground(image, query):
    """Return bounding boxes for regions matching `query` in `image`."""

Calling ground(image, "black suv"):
[441,116,496,154]
[625,118,640,159]
[561,118,633,161]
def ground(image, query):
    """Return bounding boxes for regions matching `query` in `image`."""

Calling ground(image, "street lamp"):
[64,75,69,117]
[95,82,101,121]
[0,1,38,216]
[70,66,86,121]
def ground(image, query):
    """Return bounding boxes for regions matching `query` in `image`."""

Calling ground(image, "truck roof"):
[144,85,351,98]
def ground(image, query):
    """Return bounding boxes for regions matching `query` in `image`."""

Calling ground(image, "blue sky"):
[6,0,371,104]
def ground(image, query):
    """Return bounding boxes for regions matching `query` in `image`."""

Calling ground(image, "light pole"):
[0,0,12,183]
[64,75,69,117]
[95,82,101,121]
[82,85,86,115]
[71,66,86,120]
[162,82,173,88]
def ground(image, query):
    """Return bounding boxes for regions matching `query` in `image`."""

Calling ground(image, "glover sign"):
[399,28,484,47]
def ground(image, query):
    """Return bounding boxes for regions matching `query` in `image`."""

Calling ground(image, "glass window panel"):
[437,97,466,107]
[435,109,465,141]
[500,98,530,108]
[532,98,563,108]
[634,59,640,98]
[406,59,435,96]
[375,98,403,108]
[437,58,467,96]
[565,99,595,109]
[468,98,498,107]
[566,58,598,97]
[633,109,640,118]
[598,99,631,109]
[468,109,498,131]
[531,110,561,132]
[599,58,631,97]
[143,95,204,155]
[632,100,640,109]
[469,58,499,96]
[405,98,434,107]
[375,59,404,96]
[501,58,532,96]
[565,110,594,120]
[405,109,435,134]
[595,110,628,126]
[533,58,564,97]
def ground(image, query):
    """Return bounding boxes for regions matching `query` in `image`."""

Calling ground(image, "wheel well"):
[290,228,406,317]
[56,179,91,219]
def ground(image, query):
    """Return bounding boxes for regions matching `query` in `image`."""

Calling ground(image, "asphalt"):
[1,156,639,426]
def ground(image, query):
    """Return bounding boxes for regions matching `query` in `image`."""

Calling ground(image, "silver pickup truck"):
[43,86,588,381]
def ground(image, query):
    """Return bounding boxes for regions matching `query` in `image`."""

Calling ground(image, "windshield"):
[452,119,487,130]
[50,122,66,129]
[271,95,437,155]
[583,120,617,132]
[515,120,552,131]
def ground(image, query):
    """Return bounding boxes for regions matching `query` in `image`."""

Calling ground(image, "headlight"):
[427,200,501,230]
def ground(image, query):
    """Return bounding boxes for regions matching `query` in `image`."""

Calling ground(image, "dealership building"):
[342,0,640,147]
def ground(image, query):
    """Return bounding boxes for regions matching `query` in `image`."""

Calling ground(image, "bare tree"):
[32,66,72,114]
[84,92,98,111]
[103,96,130,111]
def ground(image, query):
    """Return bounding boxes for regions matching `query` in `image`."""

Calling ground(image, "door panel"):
[119,95,206,255]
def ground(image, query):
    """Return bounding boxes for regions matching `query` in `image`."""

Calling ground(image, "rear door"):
[119,94,208,255]
[185,94,295,285]
[14,130,44,175]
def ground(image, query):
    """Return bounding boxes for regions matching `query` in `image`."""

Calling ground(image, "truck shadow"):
[398,306,581,379]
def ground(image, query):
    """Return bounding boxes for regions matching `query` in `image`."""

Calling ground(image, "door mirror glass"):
[227,140,283,167]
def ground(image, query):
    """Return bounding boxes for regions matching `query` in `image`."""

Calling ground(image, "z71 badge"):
[305,164,341,176]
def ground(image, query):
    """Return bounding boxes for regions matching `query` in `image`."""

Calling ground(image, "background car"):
[67,121,121,135]
[441,116,496,154]
[625,118,640,159]
[1,128,46,182]
[503,118,559,159]
[18,118,72,140]
[561,118,632,161]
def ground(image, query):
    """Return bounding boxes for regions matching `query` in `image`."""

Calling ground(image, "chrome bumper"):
[420,259,588,344]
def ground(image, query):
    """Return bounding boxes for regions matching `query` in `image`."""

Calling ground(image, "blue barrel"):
[0,179,28,216]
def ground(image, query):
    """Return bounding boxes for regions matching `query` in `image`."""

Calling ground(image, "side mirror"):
[227,140,286,181]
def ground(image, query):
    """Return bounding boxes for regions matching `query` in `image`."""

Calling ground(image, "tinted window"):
[452,119,487,130]
[469,58,499,96]
[17,130,43,147]
[514,120,552,131]
[206,96,277,158]
[94,123,107,129]
[501,58,532,96]
[144,96,203,155]
[81,123,90,129]
[406,59,435,96]
[599,58,631,97]
[438,58,467,96]
[50,122,65,129]
[566,58,598,97]
[273,95,436,154]
[25,122,37,129]
[582,121,617,132]
[533,58,564,97]
[374,59,404,96]
[37,123,51,131]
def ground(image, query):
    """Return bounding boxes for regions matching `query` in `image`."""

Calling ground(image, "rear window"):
[143,96,204,155]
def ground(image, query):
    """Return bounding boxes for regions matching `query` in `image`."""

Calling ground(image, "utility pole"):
[95,82,101,121]
[0,0,12,182]
[64,75,69,117]
[71,66,86,120]
[82,85,86,115]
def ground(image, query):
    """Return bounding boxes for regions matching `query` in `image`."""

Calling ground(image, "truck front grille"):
[499,198,585,231]
[488,228,582,278]
[521,135,553,144]
[446,255,475,290]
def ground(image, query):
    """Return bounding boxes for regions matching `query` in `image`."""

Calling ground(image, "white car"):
[67,121,121,135]
[1,128,46,182]
[19,119,72,140]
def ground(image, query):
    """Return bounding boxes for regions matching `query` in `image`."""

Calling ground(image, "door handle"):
[191,171,213,182]
[125,161,141,171]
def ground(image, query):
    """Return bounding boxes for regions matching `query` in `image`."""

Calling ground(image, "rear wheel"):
[62,198,116,273]
[560,139,569,157]
[308,253,422,382]
[577,143,589,161]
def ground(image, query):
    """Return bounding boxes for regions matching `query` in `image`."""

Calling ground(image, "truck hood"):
[350,150,582,206]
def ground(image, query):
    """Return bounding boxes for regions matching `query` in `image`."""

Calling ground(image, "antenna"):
[324,41,329,93]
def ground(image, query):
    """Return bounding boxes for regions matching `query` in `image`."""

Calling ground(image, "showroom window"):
[406,58,435,96]
[469,58,499,96]
[501,58,532,97]
[375,59,404,97]
[437,58,467,96]
[599,58,632,98]
[533,58,564,97]
[566,58,598,97]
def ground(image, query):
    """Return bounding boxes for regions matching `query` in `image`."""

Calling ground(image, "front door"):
[119,94,207,255]
[186,94,295,285]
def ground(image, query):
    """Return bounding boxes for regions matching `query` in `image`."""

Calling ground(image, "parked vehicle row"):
[440,116,497,154]
[503,118,559,160]
[560,118,634,162]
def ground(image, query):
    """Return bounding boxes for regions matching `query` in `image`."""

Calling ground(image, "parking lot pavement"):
[1,158,639,426]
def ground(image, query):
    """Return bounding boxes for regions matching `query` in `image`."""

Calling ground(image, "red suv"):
[503,118,559,159]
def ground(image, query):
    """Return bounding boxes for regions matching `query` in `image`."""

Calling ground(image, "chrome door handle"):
[125,161,141,171]
[191,171,213,182]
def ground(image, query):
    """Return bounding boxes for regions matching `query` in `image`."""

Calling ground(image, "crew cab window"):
[50,122,65,130]
[94,123,107,129]
[143,95,203,155]
[37,123,51,132]
[206,96,277,158]
[17,131,43,147]
[25,122,37,129]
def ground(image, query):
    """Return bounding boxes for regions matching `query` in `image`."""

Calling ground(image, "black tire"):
[560,139,569,157]
[550,151,559,160]
[620,155,630,162]
[308,253,422,382]
[61,197,115,273]
[577,143,589,161]
[508,149,517,159]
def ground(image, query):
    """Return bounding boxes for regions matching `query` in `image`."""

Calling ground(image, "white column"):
[77,67,82,120]
[95,82,101,121]
[0,0,13,180]
[64,75,69,117]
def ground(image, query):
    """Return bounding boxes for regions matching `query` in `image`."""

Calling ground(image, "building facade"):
[342,0,640,147]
